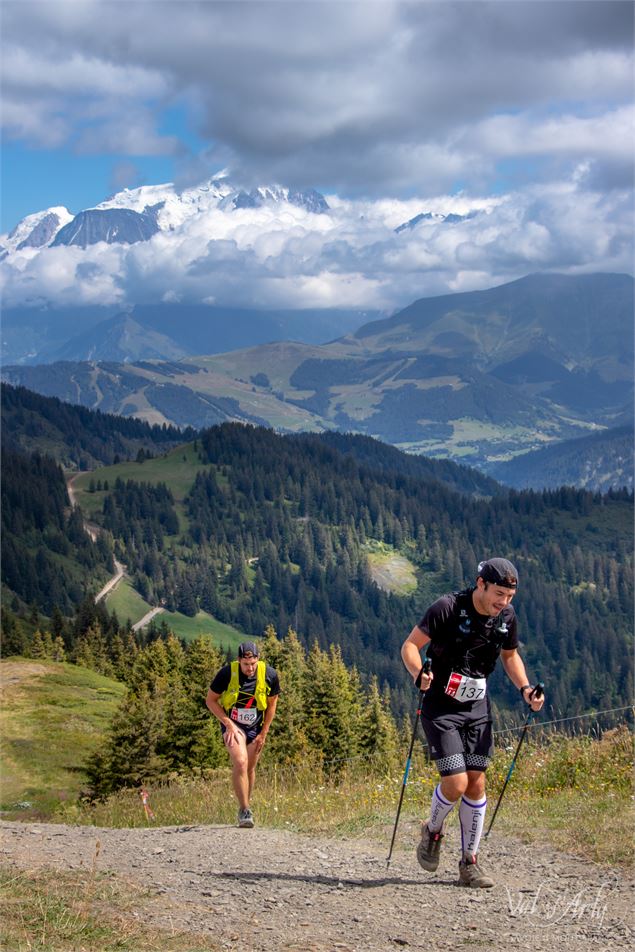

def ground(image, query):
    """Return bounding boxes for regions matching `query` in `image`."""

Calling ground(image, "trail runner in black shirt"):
[206,640,280,828]
[401,558,544,887]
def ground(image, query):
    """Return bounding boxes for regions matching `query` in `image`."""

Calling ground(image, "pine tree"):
[261,626,310,766]
[359,677,400,773]
[30,629,54,659]
[51,636,67,662]
[86,681,168,796]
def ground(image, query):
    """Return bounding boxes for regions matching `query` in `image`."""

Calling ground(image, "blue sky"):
[1,0,632,310]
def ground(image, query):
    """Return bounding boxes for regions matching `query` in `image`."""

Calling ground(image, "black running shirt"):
[418,588,518,706]
[210,663,280,736]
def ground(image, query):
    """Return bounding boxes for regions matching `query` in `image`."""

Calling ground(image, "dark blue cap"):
[238,641,259,658]
[477,558,518,589]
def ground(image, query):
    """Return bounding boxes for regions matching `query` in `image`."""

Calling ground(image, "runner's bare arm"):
[252,694,279,752]
[205,688,243,744]
[401,625,433,688]
[500,649,544,711]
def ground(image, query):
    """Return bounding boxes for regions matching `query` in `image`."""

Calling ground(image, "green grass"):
[104,577,151,624]
[158,610,244,649]
[0,661,125,820]
[64,727,633,868]
[104,578,244,647]
[73,442,208,516]
[0,865,218,952]
[365,541,418,595]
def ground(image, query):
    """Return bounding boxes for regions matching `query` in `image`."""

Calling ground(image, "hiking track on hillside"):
[1,820,632,951]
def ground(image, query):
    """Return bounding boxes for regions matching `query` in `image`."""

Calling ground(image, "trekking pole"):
[386,659,432,867]
[485,682,544,838]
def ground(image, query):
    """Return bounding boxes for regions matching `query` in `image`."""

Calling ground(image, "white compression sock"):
[459,794,487,857]
[428,784,458,832]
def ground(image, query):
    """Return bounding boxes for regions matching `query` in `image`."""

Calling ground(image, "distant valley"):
[3,271,632,489]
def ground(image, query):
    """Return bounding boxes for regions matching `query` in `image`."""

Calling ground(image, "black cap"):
[238,641,259,658]
[477,558,518,589]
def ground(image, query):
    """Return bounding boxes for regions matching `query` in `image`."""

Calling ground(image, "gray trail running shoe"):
[416,823,444,872]
[458,855,494,888]
[238,808,255,828]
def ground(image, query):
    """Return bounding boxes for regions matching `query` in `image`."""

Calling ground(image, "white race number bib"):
[444,672,487,703]
[232,707,258,726]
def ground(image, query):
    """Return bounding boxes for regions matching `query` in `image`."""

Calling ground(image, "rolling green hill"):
[0,659,126,818]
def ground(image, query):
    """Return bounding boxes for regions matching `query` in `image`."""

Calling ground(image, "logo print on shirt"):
[459,615,471,635]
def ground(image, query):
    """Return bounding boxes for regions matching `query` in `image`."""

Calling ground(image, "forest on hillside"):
[90,423,633,719]
[1,383,193,470]
[1,388,632,724]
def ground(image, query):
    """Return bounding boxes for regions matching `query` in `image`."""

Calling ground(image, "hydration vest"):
[219,660,270,712]
[428,589,508,677]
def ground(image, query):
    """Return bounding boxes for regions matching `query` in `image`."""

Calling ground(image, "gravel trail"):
[1,820,633,951]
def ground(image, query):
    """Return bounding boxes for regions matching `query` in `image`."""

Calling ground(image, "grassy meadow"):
[0,864,217,952]
[0,661,125,819]
[103,577,243,648]
[57,725,633,868]
[1,656,632,951]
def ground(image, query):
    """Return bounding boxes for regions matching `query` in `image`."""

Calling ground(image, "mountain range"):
[0,175,489,366]
[3,272,632,487]
[0,179,332,256]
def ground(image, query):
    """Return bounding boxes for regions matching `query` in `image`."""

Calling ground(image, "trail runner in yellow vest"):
[206,641,280,828]
[401,558,544,887]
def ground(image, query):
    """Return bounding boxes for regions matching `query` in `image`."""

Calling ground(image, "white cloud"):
[1,1,632,194]
[1,1,631,313]
[1,173,631,312]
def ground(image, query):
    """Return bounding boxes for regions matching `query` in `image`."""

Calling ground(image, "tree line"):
[81,624,401,797]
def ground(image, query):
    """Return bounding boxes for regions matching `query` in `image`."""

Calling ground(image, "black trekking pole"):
[485,682,544,838]
[386,659,432,867]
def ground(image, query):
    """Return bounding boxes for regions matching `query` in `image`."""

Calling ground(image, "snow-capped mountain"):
[1,179,331,253]
[51,205,163,248]
[394,210,476,233]
[1,206,74,256]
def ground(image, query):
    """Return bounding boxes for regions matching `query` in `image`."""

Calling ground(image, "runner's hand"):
[224,724,242,747]
[252,732,267,753]
[521,684,544,712]
[415,668,433,691]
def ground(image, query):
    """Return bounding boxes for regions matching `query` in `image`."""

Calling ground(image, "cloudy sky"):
[1,0,633,312]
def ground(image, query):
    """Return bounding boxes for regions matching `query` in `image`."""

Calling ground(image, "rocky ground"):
[1,818,633,951]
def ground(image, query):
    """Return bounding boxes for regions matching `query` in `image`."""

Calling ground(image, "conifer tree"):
[360,677,400,773]
[30,629,54,659]
[262,626,310,766]
[86,681,168,796]
[51,636,67,662]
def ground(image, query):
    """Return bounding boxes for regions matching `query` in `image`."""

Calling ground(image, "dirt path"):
[132,605,165,632]
[94,558,126,603]
[1,820,632,951]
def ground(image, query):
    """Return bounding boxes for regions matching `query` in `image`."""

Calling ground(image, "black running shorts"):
[420,701,494,776]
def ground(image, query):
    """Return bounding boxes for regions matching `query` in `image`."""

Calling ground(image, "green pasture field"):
[73,441,207,516]
[365,541,418,595]
[0,660,125,819]
[104,577,152,624]
[158,610,244,649]
[104,578,244,648]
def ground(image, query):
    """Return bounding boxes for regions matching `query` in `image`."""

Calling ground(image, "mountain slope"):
[0,660,125,817]
[66,421,632,718]
[2,273,632,483]
[1,383,193,469]
[488,425,634,491]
